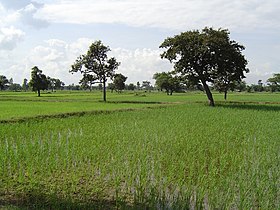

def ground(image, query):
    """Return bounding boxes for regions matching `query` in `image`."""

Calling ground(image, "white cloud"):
[19,3,49,28]
[38,0,280,31]
[0,1,49,29]
[23,38,99,84]
[0,26,25,50]
[111,48,172,84]
[0,0,279,87]
[2,38,171,85]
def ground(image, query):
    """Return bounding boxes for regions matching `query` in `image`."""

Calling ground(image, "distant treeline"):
[1,73,280,94]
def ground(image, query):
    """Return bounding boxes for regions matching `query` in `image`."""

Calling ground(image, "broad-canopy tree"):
[0,75,9,91]
[153,72,181,95]
[267,73,280,92]
[160,27,248,106]
[113,73,127,93]
[70,40,120,101]
[46,77,64,91]
[29,66,48,97]
[213,32,249,99]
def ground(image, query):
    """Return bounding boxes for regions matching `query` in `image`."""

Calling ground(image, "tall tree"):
[22,78,28,92]
[160,27,248,106]
[70,40,120,101]
[29,66,48,97]
[0,75,9,91]
[113,73,127,93]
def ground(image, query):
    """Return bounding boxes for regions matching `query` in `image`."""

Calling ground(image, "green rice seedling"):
[0,93,280,209]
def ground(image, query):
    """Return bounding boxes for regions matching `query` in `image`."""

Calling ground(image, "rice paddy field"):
[0,91,279,209]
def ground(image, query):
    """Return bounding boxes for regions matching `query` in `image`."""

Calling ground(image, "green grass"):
[0,91,280,209]
[0,91,169,121]
[2,90,280,122]
[0,100,165,122]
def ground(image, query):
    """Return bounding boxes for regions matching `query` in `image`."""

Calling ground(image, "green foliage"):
[79,74,96,91]
[141,80,152,91]
[0,75,9,90]
[47,77,65,91]
[8,83,22,91]
[70,40,120,101]
[127,83,136,91]
[160,27,248,106]
[22,78,28,91]
[267,73,280,84]
[153,72,181,95]
[267,73,280,92]
[113,73,127,93]
[29,66,48,97]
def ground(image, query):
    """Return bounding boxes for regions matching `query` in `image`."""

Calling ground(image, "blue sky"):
[0,0,279,85]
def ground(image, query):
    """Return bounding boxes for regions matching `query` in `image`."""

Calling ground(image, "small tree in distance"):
[142,81,152,92]
[113,73,127,93]
[127,83,136,91]
[29,66,48,97]
[22,78,29,92]
[153,72,181,95]
[70,40,120,102]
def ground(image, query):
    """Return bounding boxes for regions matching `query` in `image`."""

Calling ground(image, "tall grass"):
[0,103,279,209]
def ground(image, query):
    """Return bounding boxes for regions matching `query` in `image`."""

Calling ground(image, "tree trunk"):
[201,80,215,106]
[37,89,41,97]
[103,80,106,102]
[224,90,227,100]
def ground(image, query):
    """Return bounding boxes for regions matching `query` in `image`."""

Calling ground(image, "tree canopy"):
[29,66,48,97]
[0,75,9,91]
[70,40,120,101]
[113,73,127,93]
[79,74,96,91]
[153,72,181,95]
[160,27,248,106]
[267,73,280,92]
[47,77,65,92]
